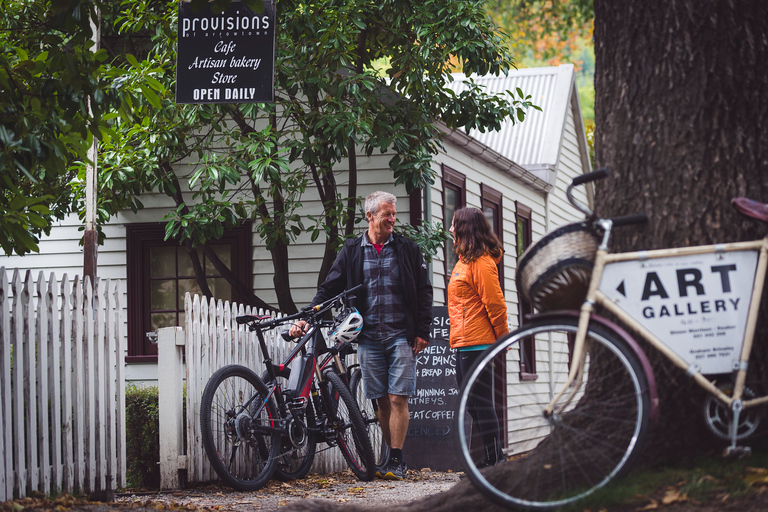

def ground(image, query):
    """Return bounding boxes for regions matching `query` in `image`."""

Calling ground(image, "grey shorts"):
[357,336,416,399]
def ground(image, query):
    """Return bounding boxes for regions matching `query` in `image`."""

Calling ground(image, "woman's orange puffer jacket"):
[447,253,509,349]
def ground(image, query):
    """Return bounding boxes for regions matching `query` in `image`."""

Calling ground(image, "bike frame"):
[556,219,768,448]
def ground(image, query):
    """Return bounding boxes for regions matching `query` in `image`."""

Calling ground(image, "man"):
[291,191,433,480]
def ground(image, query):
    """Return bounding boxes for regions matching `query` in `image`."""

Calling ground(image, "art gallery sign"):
[176,0,275,104]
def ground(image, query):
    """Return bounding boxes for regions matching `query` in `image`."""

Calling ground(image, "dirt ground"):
[4,467,768,512]
[114,469,461,511]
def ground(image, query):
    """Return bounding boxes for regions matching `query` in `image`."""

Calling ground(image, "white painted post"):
[158,327,186,489]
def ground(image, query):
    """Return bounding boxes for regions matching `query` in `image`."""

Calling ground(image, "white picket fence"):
[157,293,348,489]
[0,268,126,501]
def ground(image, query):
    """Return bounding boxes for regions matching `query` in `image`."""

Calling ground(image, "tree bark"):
[594,0,768,464]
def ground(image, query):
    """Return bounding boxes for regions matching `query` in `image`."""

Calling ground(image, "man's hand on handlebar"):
[288,320,309,338]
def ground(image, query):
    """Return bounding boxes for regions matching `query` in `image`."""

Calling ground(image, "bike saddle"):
[731,197,768,223]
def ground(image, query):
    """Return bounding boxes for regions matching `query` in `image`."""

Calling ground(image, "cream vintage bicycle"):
[455,168,768,510]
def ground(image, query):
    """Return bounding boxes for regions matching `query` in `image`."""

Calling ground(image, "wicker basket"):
[516,222,600,311]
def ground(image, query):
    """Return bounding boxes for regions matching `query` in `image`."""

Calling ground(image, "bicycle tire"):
[324,370,376,480]
[261,368,317,481]
[349,367,388,467]
[200,365,280,491]
[455,317,650,510]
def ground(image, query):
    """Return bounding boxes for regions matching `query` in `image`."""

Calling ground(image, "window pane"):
[484,205,497,233]
[445,188,459,275]
[151,312,177,331]
[150,280,176,310]
[206,245,230,275]
[208,277,231,300]
[177,247,201,277]
[149,247,176,278]
[178,278,202,304]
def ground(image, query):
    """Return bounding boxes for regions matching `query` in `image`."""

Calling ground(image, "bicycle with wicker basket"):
[455,168,768,510]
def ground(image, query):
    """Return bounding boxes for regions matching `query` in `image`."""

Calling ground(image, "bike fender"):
[531,310,660,422]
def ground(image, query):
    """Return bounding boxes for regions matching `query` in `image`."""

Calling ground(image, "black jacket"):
[310,232,434,345]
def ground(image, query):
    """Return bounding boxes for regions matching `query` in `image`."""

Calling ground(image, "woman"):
[448,207,508,467]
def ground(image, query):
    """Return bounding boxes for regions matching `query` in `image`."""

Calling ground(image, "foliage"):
[88,0,538,311]
[396,221,450,265]
[125,385,160,489]
[0,0,120,256]
[486,0,593,67]
[484,0,596,126]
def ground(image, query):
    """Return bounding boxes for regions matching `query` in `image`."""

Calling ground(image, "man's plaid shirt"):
[357,233,407,344]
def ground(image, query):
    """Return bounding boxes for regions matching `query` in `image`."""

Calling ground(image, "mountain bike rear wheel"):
[456,317,650,510]
[324,370,376,480]
[200,365,280,491]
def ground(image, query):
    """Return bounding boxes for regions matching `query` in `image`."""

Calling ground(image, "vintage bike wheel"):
[349,367,388,467]
[456,317,651,510]
[262,368,317,481]
[200,365,280,491]
[324,370,376,480]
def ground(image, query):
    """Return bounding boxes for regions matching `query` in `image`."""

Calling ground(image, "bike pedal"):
[723,446,752,459]
[289,397,308,411]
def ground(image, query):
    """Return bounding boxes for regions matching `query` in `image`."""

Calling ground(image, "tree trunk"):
[594,0,768,464]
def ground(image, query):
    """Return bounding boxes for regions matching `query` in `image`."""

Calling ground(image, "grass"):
[562,448,768,511]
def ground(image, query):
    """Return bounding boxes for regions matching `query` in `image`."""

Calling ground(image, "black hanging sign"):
[176,0,275,104]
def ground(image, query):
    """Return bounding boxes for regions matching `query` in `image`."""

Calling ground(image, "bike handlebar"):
[571,167,610,186]
[610,214,649,227]
[236,284,363,333]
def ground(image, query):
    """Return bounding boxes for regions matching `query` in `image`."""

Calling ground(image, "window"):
[126,223,252,361]
[443,166,466,280]
[515,202,537,379]
[481,184,504,286]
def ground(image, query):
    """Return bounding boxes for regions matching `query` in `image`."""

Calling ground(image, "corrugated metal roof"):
[447,64,575,167]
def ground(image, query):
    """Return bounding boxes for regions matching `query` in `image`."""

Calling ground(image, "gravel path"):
[115,469,462,511]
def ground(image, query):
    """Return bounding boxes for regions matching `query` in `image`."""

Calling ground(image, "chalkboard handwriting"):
[408,425,451,437]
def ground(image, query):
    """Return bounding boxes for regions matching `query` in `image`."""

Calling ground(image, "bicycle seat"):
[731,197,768,223]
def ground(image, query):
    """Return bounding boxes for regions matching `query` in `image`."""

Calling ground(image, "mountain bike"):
[199,285,375,491]
[455,168,768,509]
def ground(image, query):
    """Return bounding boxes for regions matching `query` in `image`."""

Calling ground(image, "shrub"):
[125,385,160,489]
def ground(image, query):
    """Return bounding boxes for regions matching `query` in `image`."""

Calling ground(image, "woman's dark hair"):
[452,207,504,262]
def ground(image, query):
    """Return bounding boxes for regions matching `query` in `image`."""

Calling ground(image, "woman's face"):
[449,219,456,240]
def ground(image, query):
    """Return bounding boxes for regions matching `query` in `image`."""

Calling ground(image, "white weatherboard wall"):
[0,65,592,386]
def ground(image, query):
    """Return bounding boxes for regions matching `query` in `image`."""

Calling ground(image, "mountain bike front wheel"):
[324,370,376,480]
[200,365,280,491]
[349,367,388,468]
[455,317,651,510]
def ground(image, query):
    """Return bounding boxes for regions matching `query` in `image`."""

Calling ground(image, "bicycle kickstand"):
[723,399,752,459]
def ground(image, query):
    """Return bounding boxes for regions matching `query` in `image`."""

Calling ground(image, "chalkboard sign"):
[403,306,462,470]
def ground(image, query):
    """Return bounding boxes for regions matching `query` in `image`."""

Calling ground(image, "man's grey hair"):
[365,191,397,215]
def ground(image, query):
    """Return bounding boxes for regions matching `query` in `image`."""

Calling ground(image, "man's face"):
[367,201,396,240]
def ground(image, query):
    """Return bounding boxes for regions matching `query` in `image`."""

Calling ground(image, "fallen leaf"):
[635,498,658,511]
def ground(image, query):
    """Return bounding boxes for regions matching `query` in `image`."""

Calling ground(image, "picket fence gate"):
[157,293,348,489]
[0,268,126,501]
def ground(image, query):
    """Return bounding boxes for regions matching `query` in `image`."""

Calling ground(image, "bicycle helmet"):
[328,308,363,344]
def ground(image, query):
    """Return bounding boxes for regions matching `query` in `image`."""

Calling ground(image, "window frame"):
[515,202,538,380]
[442,166,466,302]
[126,222,252,362]
[480,183,504,286]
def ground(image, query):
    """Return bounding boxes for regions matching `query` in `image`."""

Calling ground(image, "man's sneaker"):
[374,460,388,479]
[382,458,407,481]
